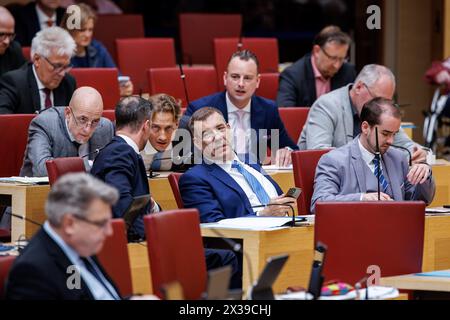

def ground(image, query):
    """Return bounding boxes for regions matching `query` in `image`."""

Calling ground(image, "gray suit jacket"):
[310,138,436,213]
[20,107,114,177]
[298,84,417,151]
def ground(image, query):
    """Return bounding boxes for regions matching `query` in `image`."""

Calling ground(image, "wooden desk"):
[381,270,450,299]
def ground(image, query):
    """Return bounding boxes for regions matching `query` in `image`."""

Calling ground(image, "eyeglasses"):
[320,46,348,64]
[43,56,73,73]
[0,32,15,42]
[69,107,101,129]
[202,126,228,142]
[363,83,376,99]
[72,214,111,229]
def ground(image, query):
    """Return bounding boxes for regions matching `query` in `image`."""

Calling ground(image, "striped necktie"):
[373,156,389,193]
[232,160,270,205]
[151,151,164,171]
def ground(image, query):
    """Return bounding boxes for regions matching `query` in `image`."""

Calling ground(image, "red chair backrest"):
[116,38,176,94]
[214,37,279,86]
[95,14,145,62]
[257,73,279,101]
[314,202,425,284]
[45,157,85,186]
[22,46,31,61]
[291,149,331,215]
[168,173,184,209]
[0,256,15,299]
[102,110,115,122]
[144,209,207,299]
[0,114,35,177]
[179,13,242,65]
[70,68,120,110]
[278,107,309,142]
[148,66,219,107]
[97,219,133,297]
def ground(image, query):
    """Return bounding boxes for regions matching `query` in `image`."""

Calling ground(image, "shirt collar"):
[118,134,140,154]
[226,92,251,113]
[143,140,172,155]
[35,4,56,26]
[311,54,325,80]
[43,221,80,264]
[358,138,377,166]
[216,154,242,172]
[32,64,46,91]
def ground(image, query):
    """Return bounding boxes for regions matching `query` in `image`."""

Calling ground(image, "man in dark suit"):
[0,26,76,114]
[276,25,356,108]
[6,173,123,300]
[0,7,26,76]
[185,50,298,167]
[13,0,66,47]
[180,107,296,223]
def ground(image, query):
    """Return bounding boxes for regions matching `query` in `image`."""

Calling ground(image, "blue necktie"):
[232,160,270,205]
[373,157,389,193]
[82,257,119,300]
[151,151,164,171]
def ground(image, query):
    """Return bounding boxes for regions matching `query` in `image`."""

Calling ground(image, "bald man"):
[0,6,26,75]
[20,86,114,177]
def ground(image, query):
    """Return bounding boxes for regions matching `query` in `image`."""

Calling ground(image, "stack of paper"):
[0,176,49,185]
[203,216,313,230]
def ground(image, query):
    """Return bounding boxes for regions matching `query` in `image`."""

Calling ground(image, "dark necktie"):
[81,257,119,300]
[43,88,52,109]
[151,151,164,171]
[46,20,54,27]
[373,157,389,193]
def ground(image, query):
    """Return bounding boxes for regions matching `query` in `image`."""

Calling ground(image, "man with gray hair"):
[298,64,429,163]
[5,173,123,300]
[0,26,76,114]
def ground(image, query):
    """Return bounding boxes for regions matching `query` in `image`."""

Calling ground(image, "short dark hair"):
[115,96,152,132]
[313,25,352,48]
[360,97,401,126]
[227,49,259,73]
[188,107,225,135]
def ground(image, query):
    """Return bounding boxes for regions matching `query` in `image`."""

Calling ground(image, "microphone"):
[5,211,43,227]
[178,64,191,108]
[387,144,412,166]
[81,145,107,159]
[147,152,193,178]
[251,202,302,227]
[375,126,381,201]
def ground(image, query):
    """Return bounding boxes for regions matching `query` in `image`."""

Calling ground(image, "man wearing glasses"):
[277,25,356,108]
[0,7,26,76]
[20,86,114,177]
[0,26,76,114]
[298,64,429,164]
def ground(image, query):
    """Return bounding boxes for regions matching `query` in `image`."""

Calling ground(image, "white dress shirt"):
[226,92,251,154]
[217,156,278,212]
[141,141,173,171]
[32,65,54,111]
[35,4,57,30]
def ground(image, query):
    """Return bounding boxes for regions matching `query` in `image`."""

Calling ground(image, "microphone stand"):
[388,144,413,166]
[375,127,381,201]
[178,64,191,108]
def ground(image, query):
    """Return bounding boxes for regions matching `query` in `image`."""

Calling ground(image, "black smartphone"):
[286,187,302,199]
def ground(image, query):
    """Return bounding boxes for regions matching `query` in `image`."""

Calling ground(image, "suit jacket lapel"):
[304,54,317,104]
[27,64,41,113]
[217,92,229,122]
[350,139,366,193]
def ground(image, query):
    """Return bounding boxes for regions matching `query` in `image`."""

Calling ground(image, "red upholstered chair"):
[0,255,15,299]
[0,114,35,177]
[102,110,115,122]
[148,66,219,107]
[144,209,207,299]
[116,38,176,94]
[278,107,309,142]
[291,149,331,215]
[70,68,120,110]
[314,202,425,285]
[168,173,183,209]
[45,157,85,186]
[95,14,144,62]
[22,46,31,61]
[257,73,279,101]
[97,219,133,297]
[214,37,279,86]
[179,13,242,65]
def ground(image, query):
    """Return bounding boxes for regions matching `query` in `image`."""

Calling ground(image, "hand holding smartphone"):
[285,187,302,199]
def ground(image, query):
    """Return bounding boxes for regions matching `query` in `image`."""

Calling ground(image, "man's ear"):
[61,214,76,236]
[361,121,370,134]
[312,45,321,56]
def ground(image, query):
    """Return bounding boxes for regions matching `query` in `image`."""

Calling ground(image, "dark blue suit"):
[179,162,283,223]
[91,136,150,238]
[185,92,298,162]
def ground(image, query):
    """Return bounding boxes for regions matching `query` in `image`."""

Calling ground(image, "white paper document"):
[203,216,313,230]
[276,286,399,300]
[0,176,49,185]
[425,207,450,214]
[262,165,293,171]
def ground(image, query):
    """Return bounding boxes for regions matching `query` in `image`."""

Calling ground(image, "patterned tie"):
[232,160,270,205]
[151,151,164,171]
[81,257,119,300]
[373,157,389,193]
[234,110,247,154]
[43,88,52,109]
